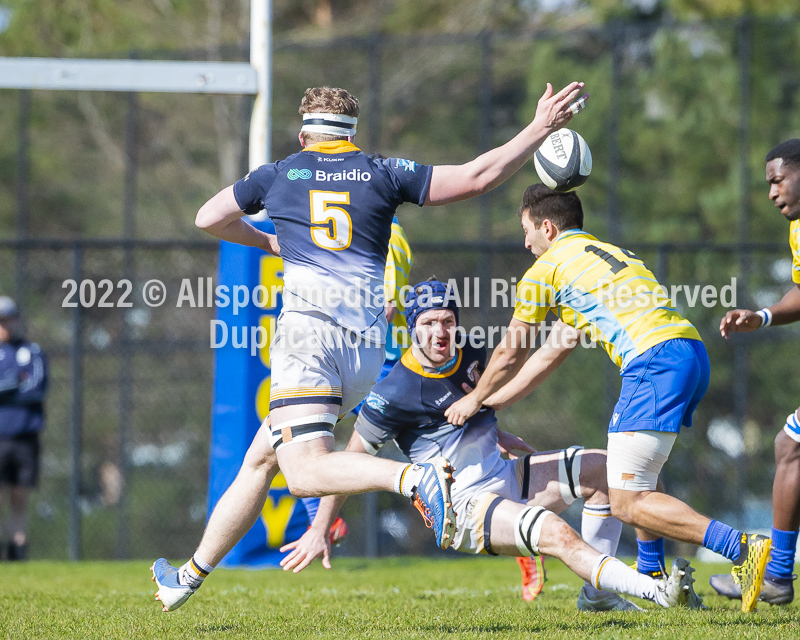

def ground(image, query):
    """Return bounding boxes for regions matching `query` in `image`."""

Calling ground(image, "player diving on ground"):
[151,80,590,611]
[281,280,703,611]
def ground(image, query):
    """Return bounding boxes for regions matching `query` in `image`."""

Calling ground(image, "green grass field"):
[2,557,799,639]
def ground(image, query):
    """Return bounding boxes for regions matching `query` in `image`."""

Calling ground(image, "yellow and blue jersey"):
[791,219,800,284]
[234,141,432,339]
[384,218,413,361]
[513,229,701,370]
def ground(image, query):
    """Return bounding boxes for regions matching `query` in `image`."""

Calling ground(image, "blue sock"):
[766,527,799,581]
[637,538,665,574]
[703,520,742,561]
[301,497,320,524]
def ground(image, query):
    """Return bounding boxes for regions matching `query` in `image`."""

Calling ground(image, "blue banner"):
[207,220,309,568]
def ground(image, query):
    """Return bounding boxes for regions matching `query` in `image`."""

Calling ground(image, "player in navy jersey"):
[279,280,703,611]
[152,83,590,611]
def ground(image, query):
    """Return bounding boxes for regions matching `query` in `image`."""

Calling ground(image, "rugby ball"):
[534,129,592,192]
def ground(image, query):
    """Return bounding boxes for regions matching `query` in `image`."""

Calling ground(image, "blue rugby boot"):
[411,457,457,549]
[151,558,196,612]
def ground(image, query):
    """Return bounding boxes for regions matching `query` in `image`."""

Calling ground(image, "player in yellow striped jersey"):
[712,139,800,606]
[445,183,772,612]
[382,216,414,367]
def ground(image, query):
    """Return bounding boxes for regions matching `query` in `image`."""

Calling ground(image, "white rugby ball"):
[534,129,592,192]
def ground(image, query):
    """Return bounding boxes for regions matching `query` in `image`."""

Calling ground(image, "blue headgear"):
[405,279,460,342]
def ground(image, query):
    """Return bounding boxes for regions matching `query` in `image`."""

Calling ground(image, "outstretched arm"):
[484,320,580,411]
[278,430,365,573]
[425,82,588,206]
[444,319,537,426]
[195,185,280,255]
[720,284,800,338]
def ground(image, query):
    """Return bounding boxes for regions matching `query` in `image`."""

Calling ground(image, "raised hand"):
[719,309,763,339]
[533,82,589,132]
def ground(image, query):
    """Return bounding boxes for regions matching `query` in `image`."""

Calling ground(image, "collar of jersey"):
[551,228,592,249]
[302,141,361,155]
[401,348,463,378]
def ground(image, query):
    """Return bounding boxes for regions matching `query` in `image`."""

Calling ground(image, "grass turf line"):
[1,557,799,639]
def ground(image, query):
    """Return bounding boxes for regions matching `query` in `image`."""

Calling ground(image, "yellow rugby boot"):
[731,533,772,612]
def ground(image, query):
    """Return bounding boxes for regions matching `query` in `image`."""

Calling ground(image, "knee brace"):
[268,413,337,450]
[558,445,584,505]
[514,505,553,557]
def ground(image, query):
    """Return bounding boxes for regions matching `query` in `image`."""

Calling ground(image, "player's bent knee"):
[578,449,609,494]
[608,492,637,524]
[513,505,554,557]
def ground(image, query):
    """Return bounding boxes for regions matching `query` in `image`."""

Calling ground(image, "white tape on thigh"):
[269,413,338,449]
[514,505,552,556]
[557,446,584,505]
[271,413,338,433]
[606,431,676,491]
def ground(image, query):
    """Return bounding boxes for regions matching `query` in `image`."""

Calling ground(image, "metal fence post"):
[15,90,30,313]
[478,31,493,329]
[363,32,383,559]
[69,245,84,561]
[607,21,623,244]
[117,73,139,559]
[734,16,753,516]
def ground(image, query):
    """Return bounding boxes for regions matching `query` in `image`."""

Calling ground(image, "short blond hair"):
[299,87,359,145]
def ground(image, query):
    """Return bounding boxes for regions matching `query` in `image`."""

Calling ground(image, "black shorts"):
[0,433,40,487]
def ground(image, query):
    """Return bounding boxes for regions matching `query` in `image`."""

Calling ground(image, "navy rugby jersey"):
[233,141,433,339]
[0,340,47,437]
[357,344,507,500]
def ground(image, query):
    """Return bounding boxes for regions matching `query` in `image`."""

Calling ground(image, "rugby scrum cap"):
[0,296,18,319]
[405,279,459,338]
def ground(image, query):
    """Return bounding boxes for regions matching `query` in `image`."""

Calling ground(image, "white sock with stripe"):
[395,464,425,498]
[591,554,668,607]
[179,555,214,589]
[581,504,623,598]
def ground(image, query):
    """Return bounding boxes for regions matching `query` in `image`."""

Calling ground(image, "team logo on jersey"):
[287,168,313,181]
[16,346,31,366]
[467,361,479,384]
[365,392,387,414]
[612,413,620,425]
[315,169,371,182]
[395,159,416,172]
[435,391,452,406]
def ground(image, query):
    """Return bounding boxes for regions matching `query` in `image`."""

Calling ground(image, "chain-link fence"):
[2,16,800,559]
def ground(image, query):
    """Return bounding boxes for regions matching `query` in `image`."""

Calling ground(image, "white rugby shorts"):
[267,310,384,448]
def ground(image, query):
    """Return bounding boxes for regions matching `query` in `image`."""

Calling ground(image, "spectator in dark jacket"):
[0,297,47,561]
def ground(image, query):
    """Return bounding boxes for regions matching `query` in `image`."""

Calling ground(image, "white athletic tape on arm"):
[558,446,584,505]
[514,505,552,556]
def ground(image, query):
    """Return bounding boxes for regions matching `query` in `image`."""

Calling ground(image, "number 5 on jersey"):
[309,190,352,251]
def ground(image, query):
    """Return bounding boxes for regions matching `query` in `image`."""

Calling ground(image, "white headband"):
[301,112,357,137]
